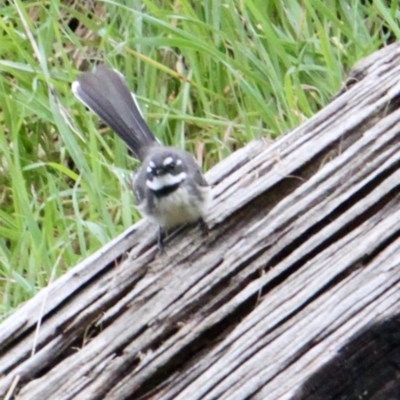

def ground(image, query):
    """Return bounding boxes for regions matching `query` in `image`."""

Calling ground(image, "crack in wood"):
[3,43,400,400]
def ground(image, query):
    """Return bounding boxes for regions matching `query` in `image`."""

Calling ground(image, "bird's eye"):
[166,163,176,173]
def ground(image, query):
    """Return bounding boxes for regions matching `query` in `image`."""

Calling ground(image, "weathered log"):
[2,43,400,400]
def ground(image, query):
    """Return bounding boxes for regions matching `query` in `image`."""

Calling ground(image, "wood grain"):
[2,43,400,400]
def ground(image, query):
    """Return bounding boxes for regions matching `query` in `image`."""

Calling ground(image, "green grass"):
[0,0,398,320]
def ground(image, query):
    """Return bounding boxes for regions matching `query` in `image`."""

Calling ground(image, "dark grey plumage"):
[72,65,210,251]
[72,65,160,161]
[133,146,210,229]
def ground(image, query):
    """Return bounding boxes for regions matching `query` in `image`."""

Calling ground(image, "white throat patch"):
[146,172,187,191]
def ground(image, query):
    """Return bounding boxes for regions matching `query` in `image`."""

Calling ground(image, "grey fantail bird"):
[72,65,210,251]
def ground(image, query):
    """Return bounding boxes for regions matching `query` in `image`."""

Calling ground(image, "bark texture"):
[2,43,400,400]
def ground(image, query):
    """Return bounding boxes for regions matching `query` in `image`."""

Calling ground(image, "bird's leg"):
[157,227,166,254]
[198,218,209,236]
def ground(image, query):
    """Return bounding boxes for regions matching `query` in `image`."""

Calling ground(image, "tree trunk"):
[2,43,400,400]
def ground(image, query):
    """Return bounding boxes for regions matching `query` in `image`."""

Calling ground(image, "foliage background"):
[0,0,398,320]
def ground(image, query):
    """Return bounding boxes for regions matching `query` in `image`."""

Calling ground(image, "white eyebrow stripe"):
[146,172,187,191]
[149,161,156,168]
[163,157,174,166]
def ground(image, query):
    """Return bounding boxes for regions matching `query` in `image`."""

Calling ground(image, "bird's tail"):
[72,65,160,161]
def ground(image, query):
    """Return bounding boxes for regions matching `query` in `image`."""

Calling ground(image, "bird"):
[72,65,211,251]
